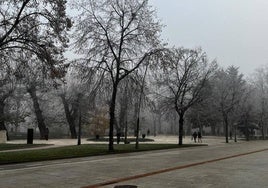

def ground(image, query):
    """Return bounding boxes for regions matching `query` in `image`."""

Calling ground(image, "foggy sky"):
[149,0,268,75]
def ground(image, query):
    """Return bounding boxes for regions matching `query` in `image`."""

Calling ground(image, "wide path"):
[0,138,268,188]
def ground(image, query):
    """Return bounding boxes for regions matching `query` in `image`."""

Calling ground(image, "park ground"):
[5,135,225,148]
[1,136,268,188]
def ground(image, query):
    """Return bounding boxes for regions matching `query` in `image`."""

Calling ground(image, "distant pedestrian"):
[192,131,197,143]
[45,127,49,141]
[198,131,202,143]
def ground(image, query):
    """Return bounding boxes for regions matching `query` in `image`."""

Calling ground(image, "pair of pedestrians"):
[192,131,202,143]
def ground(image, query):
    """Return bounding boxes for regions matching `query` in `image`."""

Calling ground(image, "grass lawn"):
[0,143,52,151]
[0,143,207,165]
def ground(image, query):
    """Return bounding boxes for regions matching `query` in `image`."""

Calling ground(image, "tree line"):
[1,0,267,151]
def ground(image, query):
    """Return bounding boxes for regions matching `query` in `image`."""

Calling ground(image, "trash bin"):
[27,128,34,144]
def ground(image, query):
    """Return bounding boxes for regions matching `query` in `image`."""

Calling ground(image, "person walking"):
[192,131,197,143]
[116,132,121,144]
[45,127,49,141]
[198,131,202,143]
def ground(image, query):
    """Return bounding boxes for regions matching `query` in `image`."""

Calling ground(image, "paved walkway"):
[0,137,267,188]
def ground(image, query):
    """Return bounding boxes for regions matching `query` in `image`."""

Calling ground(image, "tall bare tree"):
[235,86,255,141]
[212,66,246,143]
[0,0,70,133]
[186,79,221,136]
[153,48,217,145]
[0,59,16,135]
[0,0,70,62]
[72,0,162,150]
[15,52,64,139]
[251,67,268,139]
[59,63,104,139]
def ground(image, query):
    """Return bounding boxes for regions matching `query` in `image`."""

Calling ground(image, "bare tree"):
[117,76,138,144]
[153,48,217,145]
[0,1,70,135]
[60,90,80,139]
[72,0,162,151]
[212,66,246,143]
[251,67,268,139]
[186,79,221,136]
[0,0,70,60]
[15,53,62,139]
[0,59,16,136]
[117,79,130,143]
[235,86,256,141]
[59,62,104,139]
[5,89,28,133]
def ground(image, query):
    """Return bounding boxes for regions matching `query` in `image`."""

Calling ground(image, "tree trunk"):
[261,124,265,140]
[245,122,249,141]
[223,114,229,143]
[27,86,46,139]
[158,115,162,134]
[153,114,157,137]
[60,94,77,139]
[178,113,184,145]
[109,82,118,151]
[135,116,140,149]
[0,100,6,131]
[124,118,128,144]
[133,103,139,137]
[119,108,126,130]
[124,101,129,144]
[0,101,9,140]
[0,95,11,140]
[77,108,81,145]
[119,88,128,144]
[234,125,237,142]
[135,63,148,149]
[211,125,216,136]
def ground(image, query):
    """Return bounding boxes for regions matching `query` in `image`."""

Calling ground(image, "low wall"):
[0,130,7,143]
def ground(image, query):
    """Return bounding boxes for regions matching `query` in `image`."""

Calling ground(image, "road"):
[0,139,268,188]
